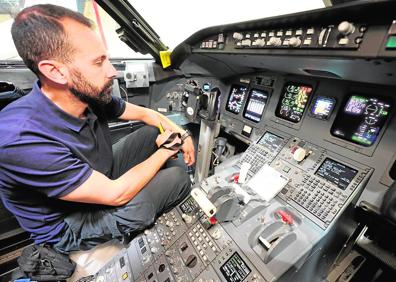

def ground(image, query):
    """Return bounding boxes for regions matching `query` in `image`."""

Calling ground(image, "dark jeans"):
[54,126,191,254]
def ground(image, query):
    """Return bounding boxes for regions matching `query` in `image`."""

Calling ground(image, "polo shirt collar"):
[32,81,97,132]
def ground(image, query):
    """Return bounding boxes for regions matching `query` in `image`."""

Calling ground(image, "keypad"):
[292,174,351,222]
[239,144,270,175]
[188,223,219,265]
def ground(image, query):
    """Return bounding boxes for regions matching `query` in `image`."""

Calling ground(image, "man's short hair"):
[11,4,93,77]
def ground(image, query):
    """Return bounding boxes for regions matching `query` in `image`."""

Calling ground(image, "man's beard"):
[69,68,113,106]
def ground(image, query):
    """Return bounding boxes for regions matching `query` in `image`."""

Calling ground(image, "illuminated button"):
[203,255,208,261]
[197,246,201,251]
[307,28,315,34]
[211,246,217,252]
[241,39,252,46]
[386,36,396,49]
[254,33,259,38]
[296,29,303,35]
[338,37,349,45]
[283,166,291,173]
[261,32,267,37]
[286,30,292,36]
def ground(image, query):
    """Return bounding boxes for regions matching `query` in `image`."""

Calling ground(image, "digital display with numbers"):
[220,252,251,282]
[226,85,248,114]
[315,158,358,190]
[243,89,269,122]
[275,83,313,123]
[258,132,284,152]
[331,95,392,146]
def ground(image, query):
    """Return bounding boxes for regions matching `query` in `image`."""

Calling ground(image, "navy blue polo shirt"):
[0,81,126,244]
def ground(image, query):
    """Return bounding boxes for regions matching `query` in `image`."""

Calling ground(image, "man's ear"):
[37,60,69,85]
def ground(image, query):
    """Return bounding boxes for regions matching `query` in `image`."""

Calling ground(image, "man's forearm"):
[110,148,172,206]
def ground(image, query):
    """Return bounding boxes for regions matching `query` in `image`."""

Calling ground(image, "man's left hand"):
[181,136,195,166]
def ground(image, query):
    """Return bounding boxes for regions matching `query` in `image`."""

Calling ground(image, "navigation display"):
[243,89,269,122]
[275,82,313,123]
[220,252,251,282]
[258,132,284,152]
[310,96,336,120]
[226,85,248,114]
[316,158,358,190]
[331,95,392,146]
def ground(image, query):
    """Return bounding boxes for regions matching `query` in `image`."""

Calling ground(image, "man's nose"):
[107,62,117,78]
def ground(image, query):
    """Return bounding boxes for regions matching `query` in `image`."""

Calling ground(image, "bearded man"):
[0,4,194,254]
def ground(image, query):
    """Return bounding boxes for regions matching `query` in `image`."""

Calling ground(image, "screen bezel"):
[225,84,248,115]
[275,82,314,123]
[330,93,393,147]
[309,96,336,120]
[219,252,251,282]
[243,88,269,123]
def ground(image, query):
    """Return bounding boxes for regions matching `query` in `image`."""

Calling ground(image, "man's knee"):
[166,166,191,199]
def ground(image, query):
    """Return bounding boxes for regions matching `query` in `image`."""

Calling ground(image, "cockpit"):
[1,0,395,281]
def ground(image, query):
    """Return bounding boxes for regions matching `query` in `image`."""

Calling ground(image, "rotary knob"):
[255,38,265,47]
[268,37,282,46]
[233,32,243,40]
[289,37,301,47]
[144,229,151,235]
[293,147,307,162]
[181,213,192,224]
[211,228,222,240]
[165,220,173,227]
[338,21,355,35]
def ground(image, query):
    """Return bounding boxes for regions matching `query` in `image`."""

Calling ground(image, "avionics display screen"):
[275,82,313,123]
[226,85,248,114]
[243,89,269,122]
[315,158,358,190]
[258,132,284,152]
[331,95,392,146]
[220,252,251,282]
[310,96,336,120]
